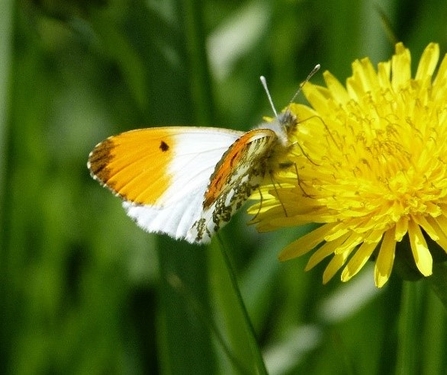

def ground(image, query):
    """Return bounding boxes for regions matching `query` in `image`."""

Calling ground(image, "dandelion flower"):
[249,43,447,287]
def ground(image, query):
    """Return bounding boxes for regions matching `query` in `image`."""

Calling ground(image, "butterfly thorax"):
[259,109,298,173]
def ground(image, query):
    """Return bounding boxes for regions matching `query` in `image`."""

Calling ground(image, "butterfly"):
[87,66,319,244]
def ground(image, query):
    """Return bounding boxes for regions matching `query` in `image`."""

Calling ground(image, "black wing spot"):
[159,141,169,152]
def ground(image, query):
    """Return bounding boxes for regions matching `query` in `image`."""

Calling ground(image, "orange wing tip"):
[88,138,115,184]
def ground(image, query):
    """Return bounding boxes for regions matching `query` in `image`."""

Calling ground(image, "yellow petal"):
[394,217,408,241]
[377,61,391,88]
[305,233,348,270]
[426,216,447,254]
[375,228,397,287]
[391,42,411,89]
[412,215,439,242]
[302,83,332,114]
[347,58,379,99]
[323,250,351,284]
[278,223,335,261]
[415,43,439,80]
[323,71,351,104]
[432,52,447,88]
[408,220,433,277]
[341,241,378,281]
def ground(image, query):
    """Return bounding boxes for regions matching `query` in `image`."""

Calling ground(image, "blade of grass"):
[0,0,12,196]
[181,0,215,125]
[215,236,268,375]
[157,240,217,374]
[395,282,421,375]
[156,0,218,373]
[421,285,445,375]
[428,262,447,311]
[0,0,13,371]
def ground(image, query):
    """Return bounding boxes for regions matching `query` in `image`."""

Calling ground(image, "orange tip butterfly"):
[87,65,320,244]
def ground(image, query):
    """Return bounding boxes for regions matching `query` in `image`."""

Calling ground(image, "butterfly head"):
[259,64,319,146]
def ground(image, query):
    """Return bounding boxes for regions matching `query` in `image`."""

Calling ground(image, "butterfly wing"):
[88,127,243,243]
[188,128,279,243]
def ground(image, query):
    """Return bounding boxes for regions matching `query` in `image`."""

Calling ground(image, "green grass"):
[1,0,447,374]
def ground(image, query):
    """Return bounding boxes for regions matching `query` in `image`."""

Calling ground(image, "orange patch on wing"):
[88,128,175,205]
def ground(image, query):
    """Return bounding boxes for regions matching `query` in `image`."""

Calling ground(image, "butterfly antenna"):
[260,75,278,117]
[260,64,320,117]
[288,64,321,105]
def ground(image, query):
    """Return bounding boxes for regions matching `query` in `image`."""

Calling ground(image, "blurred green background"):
[1,0,447,374]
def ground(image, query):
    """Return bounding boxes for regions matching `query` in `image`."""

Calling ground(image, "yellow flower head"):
[250,43,447,287]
